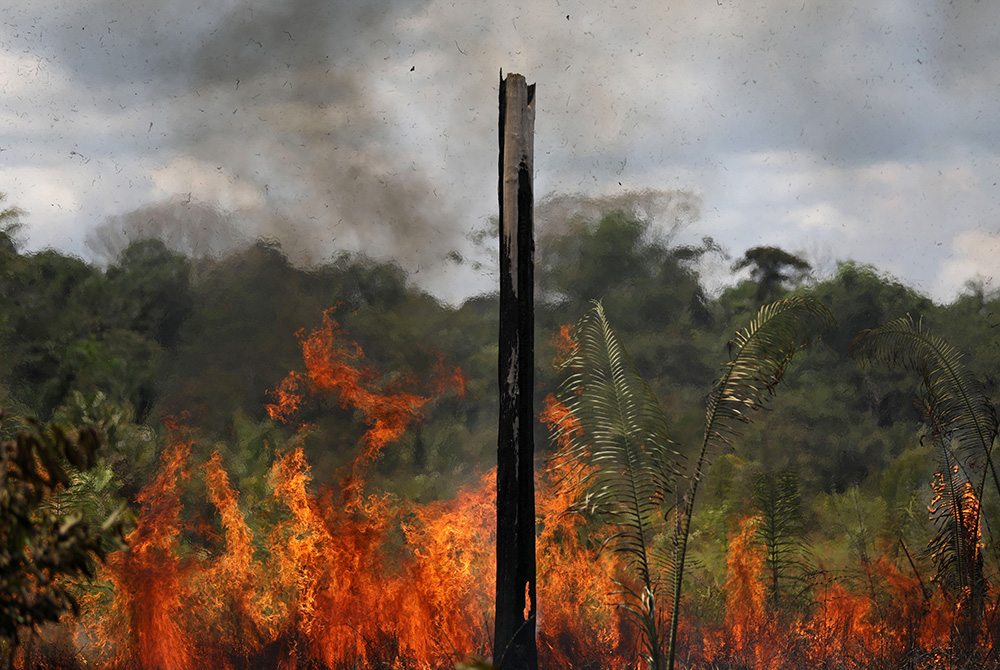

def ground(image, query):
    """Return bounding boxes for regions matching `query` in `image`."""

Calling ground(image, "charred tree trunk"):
[494,71,538,670]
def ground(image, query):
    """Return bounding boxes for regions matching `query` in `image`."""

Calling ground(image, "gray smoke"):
[160,0,461,272]
[7,0,1000,301]
[86,198,248,264]
[21,0,463,275]
[536,189,702,242]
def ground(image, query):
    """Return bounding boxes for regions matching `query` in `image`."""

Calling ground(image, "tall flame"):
[266,309,432,453]
[97,420,196,670]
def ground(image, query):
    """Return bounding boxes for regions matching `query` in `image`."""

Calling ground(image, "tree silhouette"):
[734,246,811,302]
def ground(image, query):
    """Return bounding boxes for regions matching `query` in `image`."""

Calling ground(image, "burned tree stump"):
[494,71,538,670]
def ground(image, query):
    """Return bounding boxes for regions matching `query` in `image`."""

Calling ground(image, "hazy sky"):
[2,0,999,303]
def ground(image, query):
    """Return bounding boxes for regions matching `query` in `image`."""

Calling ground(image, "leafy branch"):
[0,415,125,663]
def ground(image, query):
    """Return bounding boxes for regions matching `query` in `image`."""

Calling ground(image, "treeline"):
[2,200,1000,644]
[3,206,1000,496]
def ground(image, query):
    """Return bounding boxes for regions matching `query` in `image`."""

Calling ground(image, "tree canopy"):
[733,245,811,303]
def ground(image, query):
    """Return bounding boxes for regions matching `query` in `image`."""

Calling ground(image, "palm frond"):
[665,296,833,669]
[552,301,681,670]
[552,297,832,670]
[920,394,985,612]
[852,315,995,618]
[851,315,999,496]
[703,297,835,460]
[926,427,982,601]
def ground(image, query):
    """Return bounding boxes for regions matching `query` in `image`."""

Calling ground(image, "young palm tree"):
[852,315,999,624]
[551,301,680,670]
[553,296,833,670]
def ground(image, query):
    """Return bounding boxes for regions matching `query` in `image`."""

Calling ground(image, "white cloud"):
[151,157,266,212]
[0,167,79,215]
[0,165,85,252]
[934,230,1000,300]
[0,51,66,98]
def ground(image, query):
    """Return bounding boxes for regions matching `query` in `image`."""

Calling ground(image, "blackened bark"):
[494,71,538,670]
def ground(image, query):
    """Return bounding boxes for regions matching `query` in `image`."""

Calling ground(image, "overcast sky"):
[2,0,999,304]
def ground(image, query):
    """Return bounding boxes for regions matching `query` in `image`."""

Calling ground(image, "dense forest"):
[2,192,999,669]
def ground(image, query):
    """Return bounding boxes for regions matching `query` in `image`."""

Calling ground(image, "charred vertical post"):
[494,72,538,670]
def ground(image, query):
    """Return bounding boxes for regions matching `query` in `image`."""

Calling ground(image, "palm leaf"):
[665,296,833,670]
[851,315,1000,497]
[552,297,831,670]
[852,316,996,616]
[552,301,681,670]
[925,412,982,602]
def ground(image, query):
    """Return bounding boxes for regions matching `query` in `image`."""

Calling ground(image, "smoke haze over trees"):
[2,194,997,487]
[3,0,1000,302]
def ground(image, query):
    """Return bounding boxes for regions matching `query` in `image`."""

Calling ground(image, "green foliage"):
[62,330,164,418]
[0,250,107,416]
[813,486,889,574]
[0,415,124,660]
[0,237,181,421]
[732,246,811,303]
[553,301,680,670]
[51,391,157,508]
[752,468,809,606]
[106,239,194,349]
[538,209,716,336]
[852,315,999,494]
[556,297,834,670]
[666,296,833,668]
[0,192,24,254]
[811,261,932,355]
[209,409,287,508]
[933,282,1000,411]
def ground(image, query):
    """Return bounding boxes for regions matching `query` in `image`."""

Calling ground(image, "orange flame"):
[429,353,468,398]
[266,310,430,456]
[265,309,463,501]
[96,421,196,670]
[724,516,767,659]
[549,323,575,367]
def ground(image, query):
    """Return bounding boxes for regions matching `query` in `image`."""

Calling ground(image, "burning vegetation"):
[21,313,625,670]
[3,206,1000,669]
[4,302,998,670]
